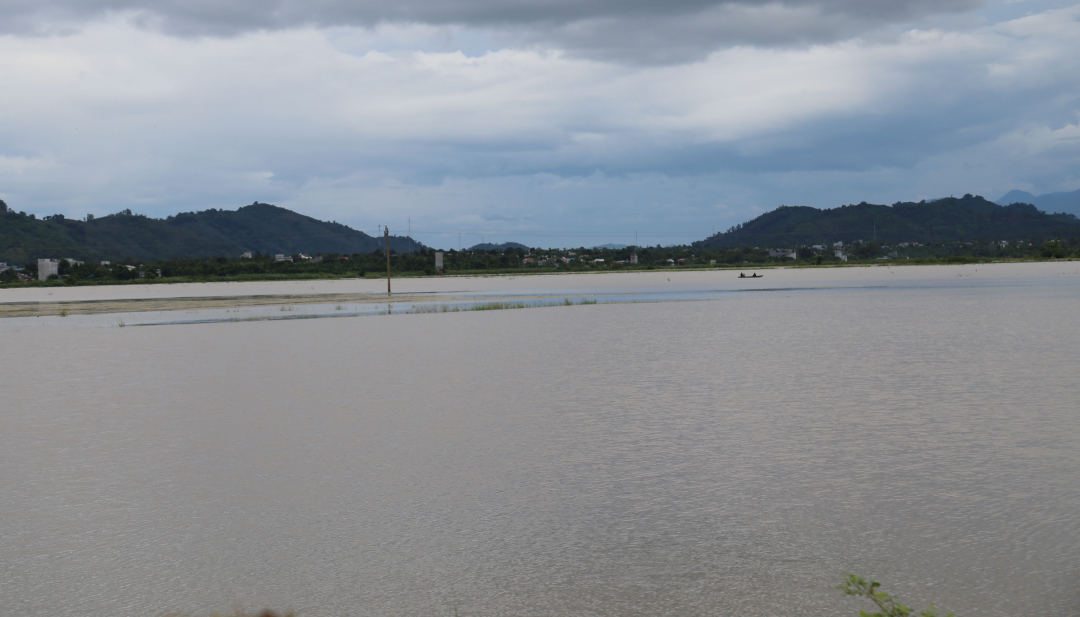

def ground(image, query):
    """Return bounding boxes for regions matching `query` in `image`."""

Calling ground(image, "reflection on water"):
[1,263,1078,616]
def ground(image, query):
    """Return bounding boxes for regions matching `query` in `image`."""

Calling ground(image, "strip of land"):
[0,292,444,318]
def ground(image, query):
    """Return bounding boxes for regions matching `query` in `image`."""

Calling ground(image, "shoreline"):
[3,256,1072,294]
[1,261,1076,318]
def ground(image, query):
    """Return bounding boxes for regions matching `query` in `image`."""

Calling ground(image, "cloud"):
[2,0,982,62]
[0,5,1078,241]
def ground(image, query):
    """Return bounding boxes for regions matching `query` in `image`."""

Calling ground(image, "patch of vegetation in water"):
[409,298,598,314]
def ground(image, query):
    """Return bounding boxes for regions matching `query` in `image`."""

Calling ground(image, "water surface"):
[2,263,1078,616]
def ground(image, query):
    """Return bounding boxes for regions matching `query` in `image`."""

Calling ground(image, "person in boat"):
[739,272,746,278]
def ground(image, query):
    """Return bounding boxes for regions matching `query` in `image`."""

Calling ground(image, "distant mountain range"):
[6,192,1078,265]
[698,194,1080,248]
[996,188,1080,217]
[0,202,423,264]
[468,241,531,251]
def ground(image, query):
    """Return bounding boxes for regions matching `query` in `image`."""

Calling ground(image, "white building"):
[38,259,60,280]
[769,249,797,259]
[240,252,253,259]
[835,251,848,262]
[275,254,293,262]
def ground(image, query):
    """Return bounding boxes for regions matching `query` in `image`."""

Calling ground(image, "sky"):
[1,0,1078,248]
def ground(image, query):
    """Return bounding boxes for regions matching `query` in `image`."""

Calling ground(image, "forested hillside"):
[699,194,1080,248]
[0,202,422,264]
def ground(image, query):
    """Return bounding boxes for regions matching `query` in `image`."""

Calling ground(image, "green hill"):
[700,194,1080,248]
[0,202,423,264]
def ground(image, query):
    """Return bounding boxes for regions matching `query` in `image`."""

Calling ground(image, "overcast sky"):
[1,0,1078,248]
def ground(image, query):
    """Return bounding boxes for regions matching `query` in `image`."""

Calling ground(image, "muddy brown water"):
[2,264,1078,616]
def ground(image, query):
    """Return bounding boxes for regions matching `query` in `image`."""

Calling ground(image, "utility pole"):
[385,226,391,296]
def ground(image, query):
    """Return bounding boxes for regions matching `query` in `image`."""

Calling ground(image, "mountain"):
[996,189,1080,217]
[0,202,423,264]
[164,203,424,256]
[0,210,94,265]
[699,194,1080,248]
[996,189,1038,205]
[468,242,531,251]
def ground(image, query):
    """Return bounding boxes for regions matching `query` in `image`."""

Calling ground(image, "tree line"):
[2,238,1077,287]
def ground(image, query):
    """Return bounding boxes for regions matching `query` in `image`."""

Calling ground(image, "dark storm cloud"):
[2,0,981,61]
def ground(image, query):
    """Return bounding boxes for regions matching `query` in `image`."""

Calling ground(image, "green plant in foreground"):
[839,573,954,617]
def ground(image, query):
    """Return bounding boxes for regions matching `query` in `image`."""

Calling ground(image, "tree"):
[838,573,954,617]
[850,241,883,259]
[0,198,7,213]
[1041,240,1065,258]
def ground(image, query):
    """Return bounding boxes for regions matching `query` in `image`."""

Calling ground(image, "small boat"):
[738,273,763,278]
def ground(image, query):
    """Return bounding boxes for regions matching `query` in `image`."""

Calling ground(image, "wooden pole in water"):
[385,226,391,296]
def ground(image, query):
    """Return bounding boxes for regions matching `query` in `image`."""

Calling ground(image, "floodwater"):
[2,263,1078,616]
